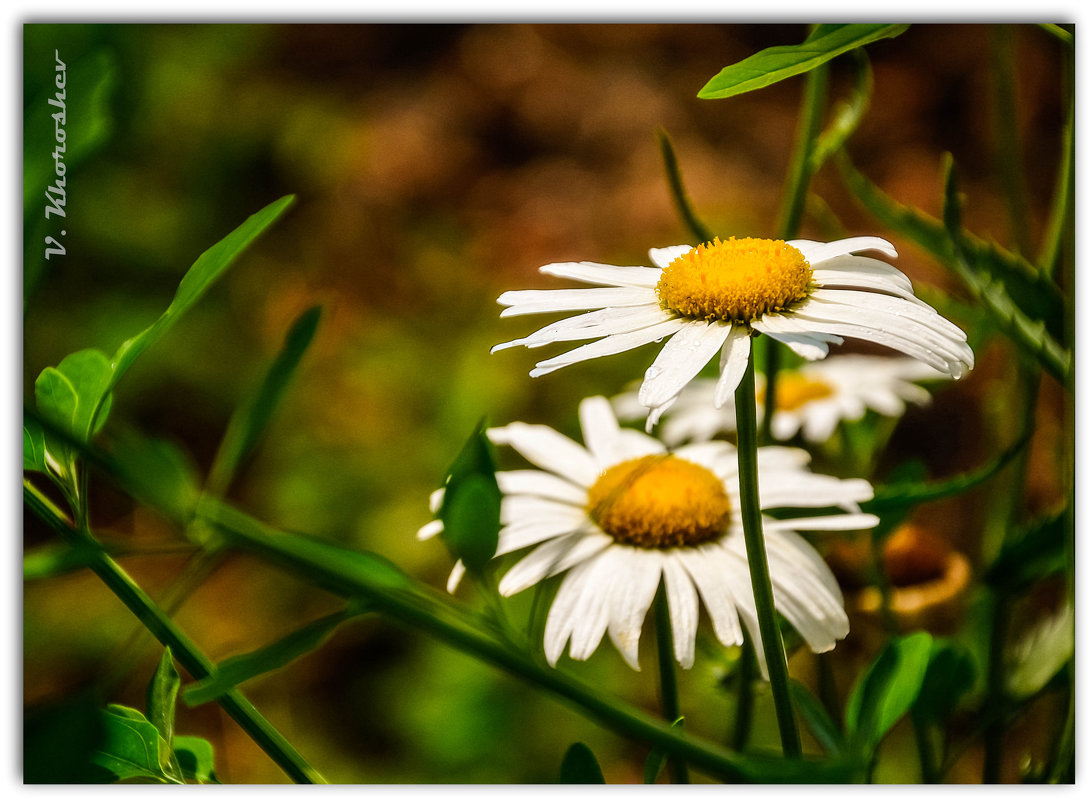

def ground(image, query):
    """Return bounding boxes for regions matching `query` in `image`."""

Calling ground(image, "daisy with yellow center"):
[613,355,951,446]
[493,236,973,429]
[418,396,878,674]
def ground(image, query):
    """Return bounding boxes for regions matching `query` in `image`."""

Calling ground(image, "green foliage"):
[559,742,606,784]
[110,431,201,522]
[23,416,47,473]
[109,194,296,390]
[912,639,976,727]
[984,506,1068,592]
[838,152,1070,385]
[790,680,845,756]
[1006,605,1073,700]
[438,421,502,575]
[643,717,684,783]
[184,604,369,706]
[698,24,908,99]
[658,129,713,243]
[845,632,933,757]
[864,434,1026,514]
[206,305,323,496]
[808,49,872,173]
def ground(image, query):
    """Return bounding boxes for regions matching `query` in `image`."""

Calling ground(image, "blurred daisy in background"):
[493,236,973,429]
[419,396,878,675]
[613,355,950,446]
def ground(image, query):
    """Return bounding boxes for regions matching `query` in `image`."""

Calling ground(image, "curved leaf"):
[560,741,606,784]
[439,421,501,575]
[698,24,908,99]
[845,631,933,756]
[109,195,296,391]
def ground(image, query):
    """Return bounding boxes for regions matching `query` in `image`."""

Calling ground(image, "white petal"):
[446,560,467,594]
[795,236,898,264]
[637,321,733,409]
[543,558,597,666]
[713,327,752,408]
[809,289,969,344]
[500,495,586,526]
[540,261,661,288]
[529,318,688,377]
[498,532,613,596]
[487,423,599,487]
[649,244,694,269]
[762,512,880,531]
[492,305,672,351]
[496,519,588,557]
[606,548,663,670]
[416,519,444,541]
[810,253,915,291]
[428,487,445,513]
[578,395,625,469]
[495,470,587,505]
[566,552,620,662]
[497,286,656,317]
[675,544,743,648]
[662,553,700,668]
[754,329,835,361]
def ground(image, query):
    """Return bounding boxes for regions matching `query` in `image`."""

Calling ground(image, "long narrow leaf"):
[206,305,323,495]
[698,24,908,99]
[184,605,367,706]
[658,129,713,243]
[108,195,296,392]
[808,49,872,172]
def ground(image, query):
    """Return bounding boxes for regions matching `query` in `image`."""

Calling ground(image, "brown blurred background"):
[23,23,1069,783]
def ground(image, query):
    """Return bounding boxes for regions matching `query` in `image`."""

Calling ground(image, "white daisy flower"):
[492,237,974,430]
[613,355,950,446]
[418,396,878,675]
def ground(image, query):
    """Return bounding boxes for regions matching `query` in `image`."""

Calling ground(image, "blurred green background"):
[23,23,1069,783]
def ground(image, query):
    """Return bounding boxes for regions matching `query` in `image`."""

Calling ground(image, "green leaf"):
[940,155,1071,384]
[642,716,685,783]
[1007,604,1074,699]
[559,741,605,784]
[34,349,114,440]
[145,649,183,782]
[808,49,872,172]
[110,431,201,521]
[790,680,845,755]
[837,152,1070,383]
[658,129,713,243]
[912,639,975,726]
[108,195,296,391]
[23,417,47,473]
[698,24,908,99]
[439,421,502,575]
[985,506,1068,591]
[90,705,180,783]
[173,736,218,783]
[864,434,1026,514]
[206,305,322,496]
[24,692,106,783]
[845,631,933,756]
[201,499,412,598]
[184,605,365,706]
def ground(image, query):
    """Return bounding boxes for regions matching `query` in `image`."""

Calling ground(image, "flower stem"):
[764,55,830,441]
[23,479,327,785]
[730,633,757,751]
[654,584,689,783]
[733,339,802,758]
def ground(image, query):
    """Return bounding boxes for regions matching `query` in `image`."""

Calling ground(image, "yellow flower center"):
[586,455,731,548]
[656,237,812,323]
[771,374,835,411]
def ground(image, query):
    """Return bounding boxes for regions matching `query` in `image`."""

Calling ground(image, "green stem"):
[989,25,1033,256]
[764,56,830,442]
[730,633,757,751]
[202,499,820,782]
[654,585,689,783]
[982,591,1010,783]
[734,340,802,758]
[1037,45,1074,278]
[23,480,326,785]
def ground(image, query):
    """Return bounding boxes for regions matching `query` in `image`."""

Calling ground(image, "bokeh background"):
[23,23,1070,783]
